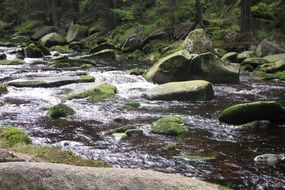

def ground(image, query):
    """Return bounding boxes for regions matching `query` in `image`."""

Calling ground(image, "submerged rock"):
[122,100,141,110]
[145,80,214,101]
[254,154,285,163]
[0,84,7,95]
[68,83,117,102]
[47,104,75,119]
[0,53,7,60]
[241,120,272,131]
[151,116,188,136]
[144,51,240,84]
[218,101,285,125]
[0,59,25,65]
[106,125,136,135]
[25,43,44,58]
[40,32,66,48]
[7,75,95,88]
[0,162,219,190]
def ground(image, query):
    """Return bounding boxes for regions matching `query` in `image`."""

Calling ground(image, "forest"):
[0,0,284,189]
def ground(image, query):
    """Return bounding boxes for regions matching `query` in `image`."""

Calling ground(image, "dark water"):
[0,46,285,189]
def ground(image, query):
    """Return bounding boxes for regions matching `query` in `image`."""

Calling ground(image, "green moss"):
[12,144,111,167]
[68,83,117,102]
[15,20,43,32]
[274,71,285,80]
[51,59,95,68]
[0,84,7,95]
[165,144,177,151]
[47,104,75,119]
[80,64,93,69]
[79,75,95,82]
[0,60,25,65]
[151,116,188,136]
[106,125,136,135]
[0,126,32,148]
[123,100,140,110]
[219,101,285,125]
[50,45,74,53]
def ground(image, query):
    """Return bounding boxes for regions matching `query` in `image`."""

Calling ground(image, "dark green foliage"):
[1,126,32,148]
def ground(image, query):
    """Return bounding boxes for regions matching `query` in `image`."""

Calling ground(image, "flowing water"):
[0,46,285,189]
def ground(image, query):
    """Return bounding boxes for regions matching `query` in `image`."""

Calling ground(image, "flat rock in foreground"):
[145,80,214,101]
[0,162,219,190]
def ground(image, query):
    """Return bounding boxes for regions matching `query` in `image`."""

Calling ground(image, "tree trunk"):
[240,0,252,35]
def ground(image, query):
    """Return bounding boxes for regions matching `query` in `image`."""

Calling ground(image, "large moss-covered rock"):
[263,53,285,63]
[47,104,75,119]
[40,33,66,48]
[218,101,285,125]
[144,51,240,84]
[256,37,285,57]
[68,83,117,102]
[242,58,268,68]
[66,24,88,43]
[7,75,95,88]
[25,43,43,58]
[151,116,188,136]
[180,29,212,54]
[142,29,169,46]
[0,59,25,65]
[145,80,214,101]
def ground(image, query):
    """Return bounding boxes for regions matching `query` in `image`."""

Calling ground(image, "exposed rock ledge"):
[0,162,219,190]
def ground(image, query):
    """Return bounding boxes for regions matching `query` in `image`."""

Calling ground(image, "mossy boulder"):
[255,70,285,81]
[151,116,188,136]
[89,43,118,54]
[68,83,117,102]
[263,54,285,63]
[123,100,140,110]
[0,59,25,65]
[25,43,44,58]
[7,75,95,88]
[242,58,269,68]
[32,26,59,40]
[51,59,95,68]
[121,36,141,53]
[40,33,66,48]
[1,126,32,148]
[180,29,212,54]
[106,125,136,135]
[66,24,88,43]
[144,51,240,84]
[218,101,285,125]
[145,80,214,101]
[221,52,238,63]
[47,104,75,119]
[237,51,255,62]
[0,84,7,95]
[256,37,285,57]
[50,45,74,54]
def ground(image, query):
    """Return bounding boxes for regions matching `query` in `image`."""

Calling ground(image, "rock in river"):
[145,80,214,101]
[7,75,95,88]
[143,51,240,84]
[151,115,188,136]
[0,162,219,190]
[47,104,75,119]
[218,101,285,125]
